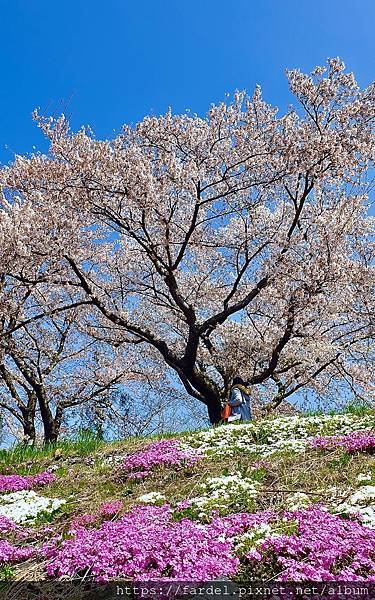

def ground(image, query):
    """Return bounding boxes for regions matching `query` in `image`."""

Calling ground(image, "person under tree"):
[228,377,252,422]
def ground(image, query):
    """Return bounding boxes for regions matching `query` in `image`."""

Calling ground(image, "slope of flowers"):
[0,410,374,582]
[44,503,375,582]
[0,471,55,492]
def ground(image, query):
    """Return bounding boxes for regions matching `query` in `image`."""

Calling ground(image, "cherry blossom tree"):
[0,270,137,443]
[1,58,374,424]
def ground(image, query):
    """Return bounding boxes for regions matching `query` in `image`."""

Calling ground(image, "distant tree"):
[0,298,130,444]
[79,382,208,440]
[1,59,374,424]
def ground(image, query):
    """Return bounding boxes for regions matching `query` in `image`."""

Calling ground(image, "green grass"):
[343,400,374,416]
[0,430,105,473]
[304,401,374,418]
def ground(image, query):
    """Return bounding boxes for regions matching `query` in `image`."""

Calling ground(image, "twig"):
[261,488,329,497]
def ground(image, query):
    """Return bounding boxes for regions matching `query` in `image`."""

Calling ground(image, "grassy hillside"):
[0,408,374,595]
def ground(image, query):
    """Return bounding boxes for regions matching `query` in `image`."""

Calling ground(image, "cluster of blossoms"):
[357,472,373,483]
[285,492,312,511]
[123,439,201,479]
[186,414,375,458]
[99,500,124,518]
[176,474,259,520]
[138,492,166,505]
[0,514,34,542]
[335,486,375,529]
[0,515,23,536]
[0,470,56,492]
[46,505,239,581]
[0,516,58,566]
[69,500,125,532]
[0,540,36,564]
[246,506,375,581]
[0,490,65,524]
[234,518,296,557]
[44,501,375,582]
[310,430,375,454]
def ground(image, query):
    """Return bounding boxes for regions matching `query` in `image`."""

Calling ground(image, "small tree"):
[1,59,374,423]
[0,297,129,444]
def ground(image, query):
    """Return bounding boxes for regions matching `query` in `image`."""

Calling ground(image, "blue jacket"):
[229,384,252,421]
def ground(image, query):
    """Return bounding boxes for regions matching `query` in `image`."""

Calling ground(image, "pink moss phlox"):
[69,501,125,533]
[211,510,277,538]
[0,515,19,534]
[46,504,241,581]
[123,439,200,480]
[0,470,56,492]
[310,430,375,454]
[32,471,56,486]
[99,500,124,517]
[246,506,375,581]
[175,499,192,510]
[0,540,36,564]
[69,513,98,532]
[0,515,34,541]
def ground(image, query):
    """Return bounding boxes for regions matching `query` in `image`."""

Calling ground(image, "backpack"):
[221,402,231,420]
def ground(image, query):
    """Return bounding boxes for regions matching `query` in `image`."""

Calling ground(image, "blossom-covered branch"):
[0,58,374,422]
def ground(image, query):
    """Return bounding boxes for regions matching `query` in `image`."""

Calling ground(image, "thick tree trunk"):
[179,366,223,425]
[43,421,60,444]
[22,419,36,445]
[206,398,222,425]
[37,389,63,445]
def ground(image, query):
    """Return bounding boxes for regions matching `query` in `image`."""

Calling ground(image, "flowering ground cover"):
[242,506,375,581]
[122,438,201,479]
[46,505,239,581]
[0,409,374,585]
[0,490,66,523]
[175,473,260,520]
[0,470,55,492]
[186,413,375,458]
[310,430,375,453]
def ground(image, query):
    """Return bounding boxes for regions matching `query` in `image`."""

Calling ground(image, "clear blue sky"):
[0,0,374,164]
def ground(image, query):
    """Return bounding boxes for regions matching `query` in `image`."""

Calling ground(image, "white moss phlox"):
[187,413,375,458]
[187,473,259,518]
[137,491,166,504]
[335,486,375,528]
[285,492,312,510]
[0,490,66,523]
[357,472,372,483]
